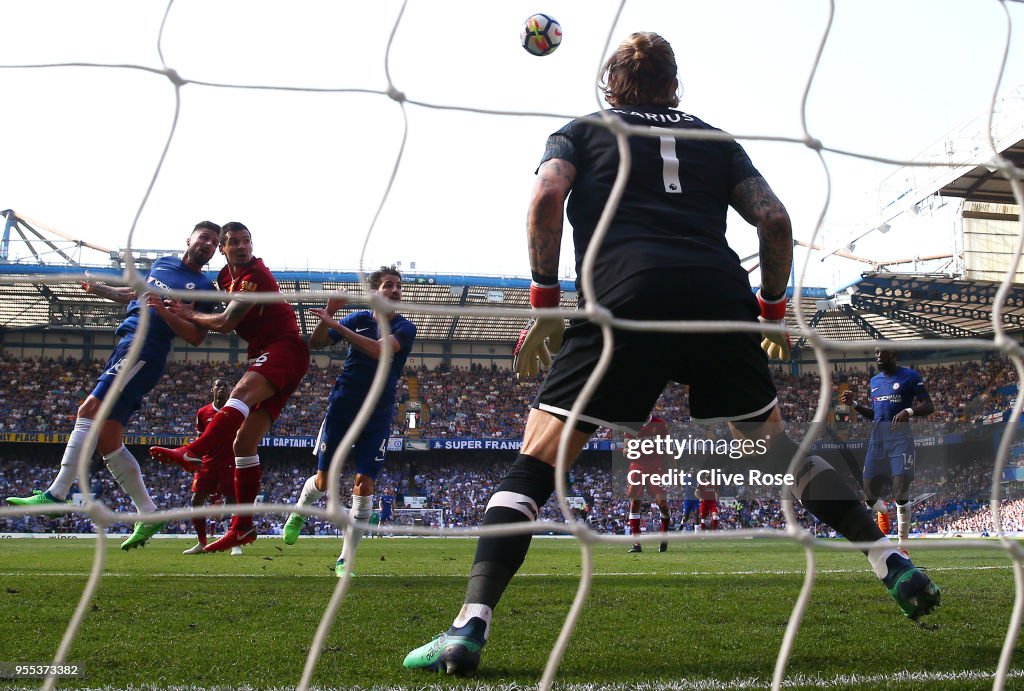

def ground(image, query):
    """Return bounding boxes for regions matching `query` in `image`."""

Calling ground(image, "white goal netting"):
[1,1,1023,690]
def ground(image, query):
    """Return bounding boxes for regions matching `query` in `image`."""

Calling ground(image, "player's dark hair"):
[219,221,249,245]
[192,220,221,235]
[369,265,401,290]
[600,32,680,108]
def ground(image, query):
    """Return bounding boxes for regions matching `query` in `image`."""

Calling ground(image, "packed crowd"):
[0,449,1011,537]
[0,354,1015,443]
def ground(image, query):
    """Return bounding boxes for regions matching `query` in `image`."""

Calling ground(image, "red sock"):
[192,517,207,545]
[711,518,719,530]
[188,407,245,458]
[233,464,262,531]
[629,516,641,538]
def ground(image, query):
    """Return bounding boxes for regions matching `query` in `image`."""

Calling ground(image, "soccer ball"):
[521,14,561,56]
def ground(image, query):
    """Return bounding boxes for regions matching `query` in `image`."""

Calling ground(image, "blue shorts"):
[314,400,391,479]
[90,338,167,426]
[863,435,916,482]
[682,499,700,514]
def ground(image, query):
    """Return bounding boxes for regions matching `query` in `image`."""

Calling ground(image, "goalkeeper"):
[405,31,939,676]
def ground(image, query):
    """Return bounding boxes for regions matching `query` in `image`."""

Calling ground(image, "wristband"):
[756,289,787,321]
[903,407,914,417]
[530,281,561,309]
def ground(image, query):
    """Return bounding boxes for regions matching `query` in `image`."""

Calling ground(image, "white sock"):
[871,498,888,514]
[297,475,325,507]
[48,418,97,500]
[103,445,157,513]
[453,603,493,640]
[340,494,373,564]
[224,398,250,418]
[866,537,902,580]
[896,501,911,543]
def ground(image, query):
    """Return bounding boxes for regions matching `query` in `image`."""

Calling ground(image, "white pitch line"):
[38,668,1024,690]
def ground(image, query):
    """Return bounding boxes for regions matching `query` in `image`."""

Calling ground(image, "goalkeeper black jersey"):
[538,105,761,300]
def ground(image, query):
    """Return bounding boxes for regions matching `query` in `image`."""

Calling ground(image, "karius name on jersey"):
[611,109,695,123]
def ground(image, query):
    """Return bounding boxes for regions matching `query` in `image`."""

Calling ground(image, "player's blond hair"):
[600,32,680,108]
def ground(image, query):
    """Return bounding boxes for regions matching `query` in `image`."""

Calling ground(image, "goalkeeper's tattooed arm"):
[730,175,792,298]
[527,158,575,282]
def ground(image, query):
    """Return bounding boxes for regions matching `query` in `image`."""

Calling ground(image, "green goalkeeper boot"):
[283,513,306,545]
[404,618,487,675]
[6,490,65,516]
[120,521,165,551]
[886,562,941,622]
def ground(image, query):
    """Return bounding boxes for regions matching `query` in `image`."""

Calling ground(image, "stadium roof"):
[936,137,1024,205]
[0,261,1018,345]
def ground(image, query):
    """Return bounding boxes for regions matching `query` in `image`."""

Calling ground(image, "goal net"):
[0,1,1022,690]
[391,507,446,530]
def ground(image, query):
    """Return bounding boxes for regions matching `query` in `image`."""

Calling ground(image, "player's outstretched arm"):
[171,298,253,335]
[81,275,136,304]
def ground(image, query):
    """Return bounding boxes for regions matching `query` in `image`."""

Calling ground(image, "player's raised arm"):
[840,389,875,420]
[308,293,348,350]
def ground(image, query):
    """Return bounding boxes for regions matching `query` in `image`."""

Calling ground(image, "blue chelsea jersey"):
[116,256,217,354]
[869,366,928,423]
[329,310,417,414]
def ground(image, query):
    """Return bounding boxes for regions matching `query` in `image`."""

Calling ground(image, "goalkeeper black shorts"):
[534,267,778,434]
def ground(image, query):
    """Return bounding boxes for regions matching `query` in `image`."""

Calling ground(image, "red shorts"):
[626,460,667,500]
[699,500,718,518]
[192,458,235,496]
[247,337,310,421]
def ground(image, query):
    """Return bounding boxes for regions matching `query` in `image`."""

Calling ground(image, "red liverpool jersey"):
[195,403,234,468]
[218,258,301,357]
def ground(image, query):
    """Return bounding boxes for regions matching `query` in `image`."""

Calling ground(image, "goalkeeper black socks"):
[792,453,884,545]
[464,454,555,609]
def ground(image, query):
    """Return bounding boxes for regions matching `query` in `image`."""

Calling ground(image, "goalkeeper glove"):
[513,282,564,378]
[757,289,791,360]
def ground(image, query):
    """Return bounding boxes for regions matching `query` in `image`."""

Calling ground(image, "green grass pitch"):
[0,536,1020,689]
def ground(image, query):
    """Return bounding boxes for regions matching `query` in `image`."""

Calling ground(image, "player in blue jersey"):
[283,266,416,575]
[841,348,934,552]
[6,221,220,550]
[379,489,395,526]
[405,33,939,675]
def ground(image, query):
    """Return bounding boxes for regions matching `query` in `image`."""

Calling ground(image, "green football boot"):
[403,618,487,675]
[283,512,306,545]
[120,521,165,551]
[887,564,941,621]
[6,490,65,516]
[334,555,356,578]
